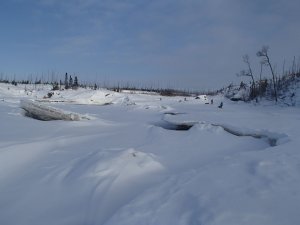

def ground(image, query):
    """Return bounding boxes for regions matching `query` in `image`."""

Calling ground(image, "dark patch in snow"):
[164,112,186,115]
[153,120,194,131]
[209,123,286,147]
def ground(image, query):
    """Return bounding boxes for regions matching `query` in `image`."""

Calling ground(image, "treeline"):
[0,72,82,90]
[0,72,212,96]
[231,46,300,103]
[107,84,219,97]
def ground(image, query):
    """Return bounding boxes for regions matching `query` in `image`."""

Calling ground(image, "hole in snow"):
[164,112,186,116]
[153,120,194,131]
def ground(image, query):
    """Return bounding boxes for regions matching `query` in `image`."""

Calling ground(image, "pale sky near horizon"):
[0,0,300,90]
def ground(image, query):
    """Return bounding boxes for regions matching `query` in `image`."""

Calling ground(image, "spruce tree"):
[65,73,69,89]
[69,75,73,88]
[74,76,78,87]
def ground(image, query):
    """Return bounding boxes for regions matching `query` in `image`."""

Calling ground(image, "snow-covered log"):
[20,99,88,121]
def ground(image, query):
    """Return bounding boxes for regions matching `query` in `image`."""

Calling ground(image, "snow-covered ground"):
[1,83,300,225]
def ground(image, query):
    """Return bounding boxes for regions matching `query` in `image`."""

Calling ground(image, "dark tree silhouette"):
[74,76,79,88]
[237,54,257,100]
[69,75,73,88]
[64,73,69,89]
[257,46,278,102]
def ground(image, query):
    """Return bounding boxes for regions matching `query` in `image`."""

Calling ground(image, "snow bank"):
[20,100,89,121]
[37,89,117,105]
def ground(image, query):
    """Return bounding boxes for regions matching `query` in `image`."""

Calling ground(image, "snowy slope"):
[1,83,300,225]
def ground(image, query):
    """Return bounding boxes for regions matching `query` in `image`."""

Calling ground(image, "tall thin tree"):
[65,73,69,89]
[257,46,278,102]
[69,75,73,88]
[237,54,257,100]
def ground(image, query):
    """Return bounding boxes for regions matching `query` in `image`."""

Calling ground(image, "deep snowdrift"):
[1,83,300,225]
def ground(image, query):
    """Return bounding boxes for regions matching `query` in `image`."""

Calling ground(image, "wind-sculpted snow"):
[1,83,300,225]
[20,99,90,121]
[38,147,164,224]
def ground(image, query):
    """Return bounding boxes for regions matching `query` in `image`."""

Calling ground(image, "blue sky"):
[1,0,300,90]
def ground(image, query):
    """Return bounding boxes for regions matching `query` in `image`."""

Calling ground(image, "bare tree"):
[257,46,278,102]
[257,61,263,98]
[237,54,257,100]
[292,56,296,75]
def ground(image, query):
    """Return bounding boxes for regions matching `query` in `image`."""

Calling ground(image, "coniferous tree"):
[69,75,73,88]
[74,76,78,87]
[64,73,69,89]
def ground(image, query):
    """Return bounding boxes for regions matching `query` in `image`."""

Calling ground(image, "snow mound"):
[20,100,90,121]
[43,148,164,224]
[121,96,136,106]
[84,148,164,224]
[38,89,116,105]
[67,90,115,105]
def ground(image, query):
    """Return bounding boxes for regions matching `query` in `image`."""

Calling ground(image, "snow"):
[20,99,90,121]
[1,83,300,225]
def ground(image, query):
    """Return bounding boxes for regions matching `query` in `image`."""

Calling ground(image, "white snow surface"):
[1,83,300,225]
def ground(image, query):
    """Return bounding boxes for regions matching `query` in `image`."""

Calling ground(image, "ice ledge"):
[20,99,90,121]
